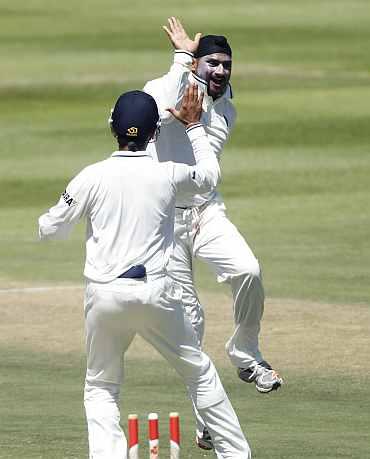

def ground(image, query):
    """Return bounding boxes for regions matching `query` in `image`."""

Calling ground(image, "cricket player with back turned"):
[144,17,283,449]
[38,86,251,458]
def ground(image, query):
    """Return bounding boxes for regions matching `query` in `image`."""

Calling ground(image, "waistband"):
[175,201,209,212]
[86,271,166,288]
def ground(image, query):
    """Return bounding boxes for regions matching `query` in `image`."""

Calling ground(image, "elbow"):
[199,162,221,191]
[38,225,57,241]
[38,226,47,241]
[160,110,175,125]
[38,226,61,241]
[39,229,69,241]
[38,216,50,241]
[38,220,69,241]
[38,215,54,241]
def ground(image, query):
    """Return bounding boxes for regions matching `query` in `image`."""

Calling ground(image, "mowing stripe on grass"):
[0,285,83,294]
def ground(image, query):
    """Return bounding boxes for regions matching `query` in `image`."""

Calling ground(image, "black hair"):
[117,137,143,152]
[127,141,139,152]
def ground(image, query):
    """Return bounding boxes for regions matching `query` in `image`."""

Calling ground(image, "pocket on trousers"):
[84,283,96,315]
[161,278,183,304]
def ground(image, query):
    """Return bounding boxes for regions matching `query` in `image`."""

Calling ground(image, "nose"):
[214,64,225,76]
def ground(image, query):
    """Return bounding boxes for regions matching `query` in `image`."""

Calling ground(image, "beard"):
[208,78,228,98]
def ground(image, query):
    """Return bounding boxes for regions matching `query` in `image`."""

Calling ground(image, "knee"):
[238,258,262,280]
[249,258,262,279]
[186,358,226,409]
[182,352,213,383]
[84,380,120,405]
[230,259,264,302]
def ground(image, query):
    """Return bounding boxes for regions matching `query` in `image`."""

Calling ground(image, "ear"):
[110,124,118,138]
[146,127,158,147]
[191,58,197,73]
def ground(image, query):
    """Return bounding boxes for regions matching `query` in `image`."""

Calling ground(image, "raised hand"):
[166,83,204,127]
[162,17,201,54]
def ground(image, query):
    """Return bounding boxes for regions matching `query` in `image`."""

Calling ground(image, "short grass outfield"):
[1,1,370,458]
[1,289,369,458]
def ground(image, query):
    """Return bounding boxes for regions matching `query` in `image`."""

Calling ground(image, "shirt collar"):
[189,72,208,93]
[111,150,151,158]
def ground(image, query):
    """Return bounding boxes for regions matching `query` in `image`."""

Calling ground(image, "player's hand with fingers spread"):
[167,83,204,128]
[162,16,201,53]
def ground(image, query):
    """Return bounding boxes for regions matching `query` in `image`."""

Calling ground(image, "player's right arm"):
[173,123,220,192]
[38,167,93,240]
[143,17,201,123]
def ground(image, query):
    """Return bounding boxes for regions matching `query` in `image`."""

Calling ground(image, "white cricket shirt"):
[38,125,220,282]
[144,50,236,208]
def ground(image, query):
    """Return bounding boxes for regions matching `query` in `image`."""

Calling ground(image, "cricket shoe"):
[196,428,213,450]
[238,361,283,393]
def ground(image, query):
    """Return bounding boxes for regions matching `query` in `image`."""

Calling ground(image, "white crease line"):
[0,285,83,294]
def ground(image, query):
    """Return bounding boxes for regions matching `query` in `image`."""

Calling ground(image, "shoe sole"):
[196,437,214,451]
[256,380,282,393]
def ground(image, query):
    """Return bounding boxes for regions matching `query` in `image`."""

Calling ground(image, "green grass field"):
[1,1,369,458]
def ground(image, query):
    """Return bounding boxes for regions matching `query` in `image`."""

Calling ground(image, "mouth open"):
[209,79,226,95]
[211,79,225,87]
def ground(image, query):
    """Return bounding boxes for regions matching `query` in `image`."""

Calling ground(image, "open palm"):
[163,17,201,53]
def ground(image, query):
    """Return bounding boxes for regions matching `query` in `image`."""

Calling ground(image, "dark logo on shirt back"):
[62,190,77,207]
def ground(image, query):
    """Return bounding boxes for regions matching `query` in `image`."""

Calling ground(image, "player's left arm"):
[38,168,92,240]
[162,16,201,54]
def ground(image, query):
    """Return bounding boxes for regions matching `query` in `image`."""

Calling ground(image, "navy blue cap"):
[194,35,232,59]
[110,90,159,145]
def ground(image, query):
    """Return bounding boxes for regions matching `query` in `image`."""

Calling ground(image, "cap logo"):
[127,126,138,137]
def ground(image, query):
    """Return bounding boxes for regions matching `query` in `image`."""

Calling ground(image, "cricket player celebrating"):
[144,18,283,449]
[38,86,251,458]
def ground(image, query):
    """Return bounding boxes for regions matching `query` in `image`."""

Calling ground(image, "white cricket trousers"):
[171,199,265,368]
[170,200,265,436]
[83,275,251,459]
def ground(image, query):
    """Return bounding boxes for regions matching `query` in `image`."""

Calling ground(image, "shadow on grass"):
[0,349,369,458]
